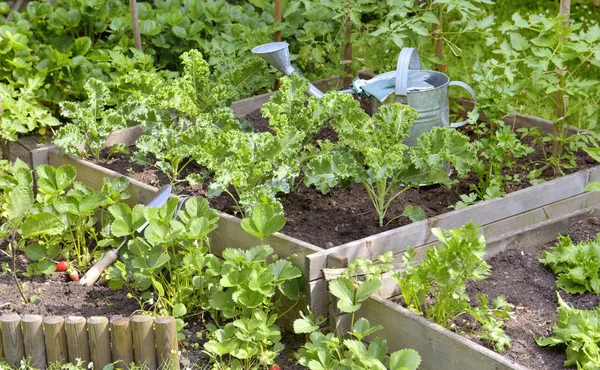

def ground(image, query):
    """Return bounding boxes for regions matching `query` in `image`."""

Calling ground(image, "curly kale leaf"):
[262,75,328,143]
[55,78,126,159]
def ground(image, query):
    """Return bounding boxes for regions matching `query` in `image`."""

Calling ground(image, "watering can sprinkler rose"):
[252,42,477,146]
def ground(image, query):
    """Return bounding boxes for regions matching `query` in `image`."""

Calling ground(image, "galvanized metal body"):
[369,48,476,146]
[251,42,476,147]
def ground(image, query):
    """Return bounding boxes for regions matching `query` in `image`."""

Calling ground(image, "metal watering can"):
[252,43,477,146]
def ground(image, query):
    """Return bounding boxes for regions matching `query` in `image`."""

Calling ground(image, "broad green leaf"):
[353,318,383,340]
[510,32,530,51]
[25,244,47,261]
[584,182,600,192]
[38,259,56,275]
[20,213,65,238]
[55,165,76,190]
[78,192,108,213]
[241,203,286,242]
[355,278,382,303]
[584,148,600,163]
[269,259,302,282]
[402,205,426,223]
[329,278,360,313]
[389,348,422,370]
[172,303,187,317]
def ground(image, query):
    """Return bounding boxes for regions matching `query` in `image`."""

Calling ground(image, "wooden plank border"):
[353,207,598,370]
[47,149,322,275]
[304,165,600,317]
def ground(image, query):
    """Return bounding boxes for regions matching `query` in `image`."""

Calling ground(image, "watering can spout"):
[252,42,324,98]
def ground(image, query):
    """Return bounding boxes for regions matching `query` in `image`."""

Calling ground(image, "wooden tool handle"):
[78,250,118,286]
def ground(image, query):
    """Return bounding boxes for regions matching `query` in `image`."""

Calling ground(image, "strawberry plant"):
[294,252,422,370]
[204,245,303,369]
[105,197,220,322]
[0,160,65,300]
[539,234,600,295]
[392,222,514,352]
[536,293,600,369]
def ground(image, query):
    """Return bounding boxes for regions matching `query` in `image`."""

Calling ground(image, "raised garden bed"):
[349,208,600,370]
[8,84,600,321]
[30,116,600,321]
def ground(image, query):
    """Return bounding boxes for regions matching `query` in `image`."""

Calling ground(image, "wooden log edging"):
[0,315,178,370]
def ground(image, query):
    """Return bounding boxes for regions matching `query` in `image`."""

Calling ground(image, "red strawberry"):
[56,261,68,272]
[68,269,79,282]
[270,365,281,370]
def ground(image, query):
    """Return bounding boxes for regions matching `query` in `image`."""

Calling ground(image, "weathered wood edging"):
[351,206,600,370]
[10,82,600,322]
[0,314,177,370]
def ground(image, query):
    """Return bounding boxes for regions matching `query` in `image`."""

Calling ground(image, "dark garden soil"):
[93,105,598,249]
[0,250,306,369]
[462,214,600,370]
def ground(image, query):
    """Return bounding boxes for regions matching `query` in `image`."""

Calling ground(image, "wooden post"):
[131,315,157,370]
[43,316,68,365]
[21,315,47,369]
[342,11,353,88]
[88,317,111,369]
[64,316,90,367]
[110,317,134,369]
[129,0,142,50]
[0,321,3,361]
[155,317,179,370]
[274,0,282,42]
[434,5,446,72]
[273,0,282,90]
[0,313,25,367]
[551,0,570,158]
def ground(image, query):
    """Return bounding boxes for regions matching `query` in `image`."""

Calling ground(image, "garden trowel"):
[78,185,173,286]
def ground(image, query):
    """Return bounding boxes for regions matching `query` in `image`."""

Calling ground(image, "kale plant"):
[54,78,127,160]
[305,93,477,227]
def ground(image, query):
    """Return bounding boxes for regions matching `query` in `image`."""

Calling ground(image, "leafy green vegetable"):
[536,293,600,369]
[294,251,421,370]
[306,92,476,226]
[393,222,514,352]
[584,148,600,192]
[241,203,286,244]
[539,234,600,295]
[54,79,127,160]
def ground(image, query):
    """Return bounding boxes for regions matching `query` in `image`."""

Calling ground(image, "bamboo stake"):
[110,316,134,369]
[65,316,90,367]
[155,317,179,370]
[131,315,156,370]
[273,0,282,90]
[434,5,446,72]
[0,313,24,367]
[342,11,353,88]
[43,316,68,365]
[274,0,282,42]
[22,315,47,369]
[551,0,570,158]
[129,0,142,51]
[88,317,111,369]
